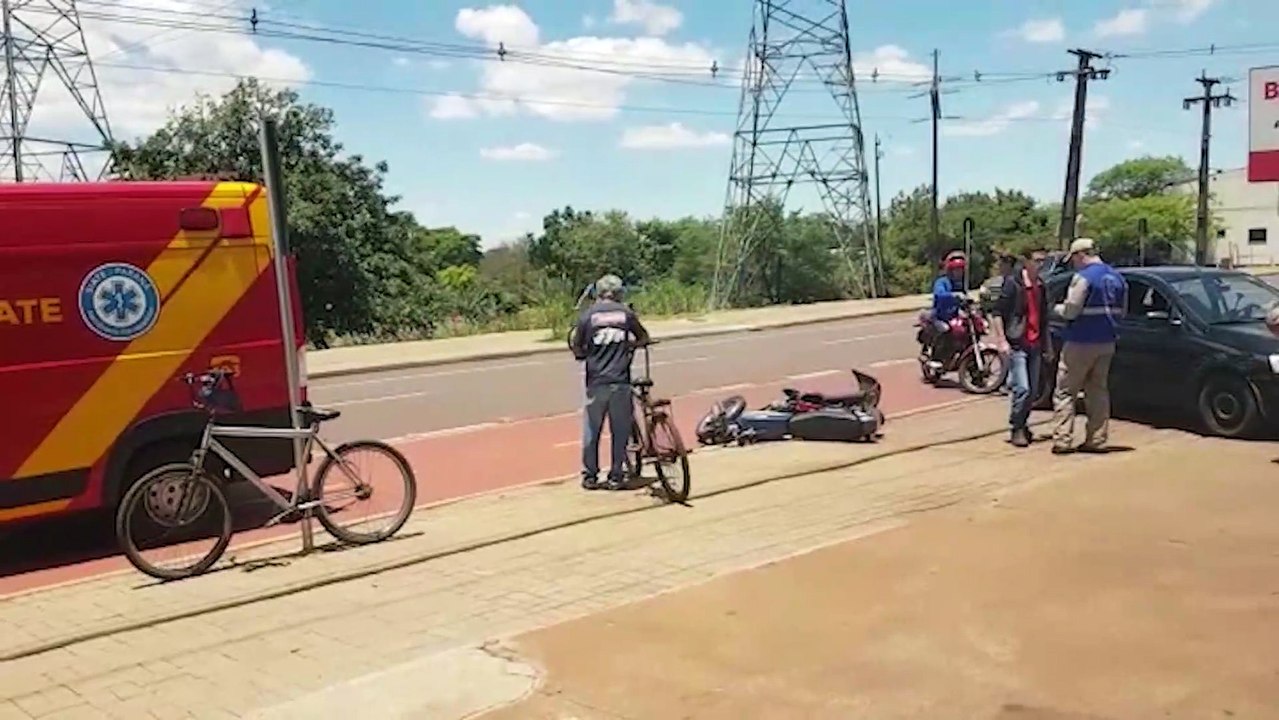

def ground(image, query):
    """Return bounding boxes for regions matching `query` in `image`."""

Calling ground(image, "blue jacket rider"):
[928,256,967,365]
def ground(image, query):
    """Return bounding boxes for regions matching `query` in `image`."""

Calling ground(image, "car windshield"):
[1169,274,1279,324]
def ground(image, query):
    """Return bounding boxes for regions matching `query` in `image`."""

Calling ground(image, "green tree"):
[1082,194,1196,264]
[111,79,436,346]
[1085,156,1194,201]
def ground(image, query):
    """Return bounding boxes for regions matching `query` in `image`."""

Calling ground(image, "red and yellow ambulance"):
[0,180,306,524]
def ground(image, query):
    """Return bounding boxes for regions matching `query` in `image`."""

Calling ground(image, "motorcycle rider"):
[570,274,651,491]
[927,254,968,370]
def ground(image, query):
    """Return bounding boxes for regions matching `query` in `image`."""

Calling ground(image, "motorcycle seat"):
[803,391,869,406]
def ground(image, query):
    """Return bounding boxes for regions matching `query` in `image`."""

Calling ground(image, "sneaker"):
[1051,445,1073,455]
[604,476,627,491]
[1011,429,1030,448]
[581,475,601,491]
[926,360,944,371]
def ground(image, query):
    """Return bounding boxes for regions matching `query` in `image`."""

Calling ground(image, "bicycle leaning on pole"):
[626,340,691,504]
[115,367,418,581]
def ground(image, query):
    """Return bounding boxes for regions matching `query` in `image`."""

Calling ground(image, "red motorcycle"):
[914,296,1007,394]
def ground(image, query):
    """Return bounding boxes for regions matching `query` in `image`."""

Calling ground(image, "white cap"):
[1067,237,1096,257]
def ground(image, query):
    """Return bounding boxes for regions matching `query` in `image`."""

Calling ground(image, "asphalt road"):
[309,313,923,443]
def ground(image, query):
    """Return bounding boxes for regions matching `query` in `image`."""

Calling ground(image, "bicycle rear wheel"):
[650,416,691,503]
[116,463,232,581]
[314,440,417,545]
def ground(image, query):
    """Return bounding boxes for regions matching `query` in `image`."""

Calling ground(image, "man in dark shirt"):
[570,274,650,491]
[992,247,1049,448]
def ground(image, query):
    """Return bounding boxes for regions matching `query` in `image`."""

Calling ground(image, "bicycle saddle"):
[300,406,342,424]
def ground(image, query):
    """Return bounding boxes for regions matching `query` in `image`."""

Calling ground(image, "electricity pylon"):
[2,0,114,181]
[711,0,881,308]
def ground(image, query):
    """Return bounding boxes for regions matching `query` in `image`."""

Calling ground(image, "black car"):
[1037,266,1279,438]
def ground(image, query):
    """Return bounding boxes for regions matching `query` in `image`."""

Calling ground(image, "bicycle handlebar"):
[180,367,242,414]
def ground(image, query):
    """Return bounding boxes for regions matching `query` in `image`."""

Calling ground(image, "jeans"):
[1008,347,1042,431]
[582,383,634,481]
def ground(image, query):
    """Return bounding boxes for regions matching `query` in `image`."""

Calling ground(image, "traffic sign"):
[1248,65,1279,182]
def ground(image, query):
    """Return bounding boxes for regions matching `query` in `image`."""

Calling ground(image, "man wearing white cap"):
[1051,238,1128,454]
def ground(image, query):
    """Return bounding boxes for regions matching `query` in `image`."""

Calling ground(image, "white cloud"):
[852,45,932,83]
[1009,18,1066,44]
[479,142,556,161]
[445,5,714,122]
[619,122,730,149]
[456,5,540,46]
[1155,0,1220,23]
[393,57,411,67]
[609,0,683,36]
[1051,95,1112,127]
[428,59,452,71]
[1094,8,1149,37]
[13,0,309,179]
[943,101,1042,137]
[429,93,480,120]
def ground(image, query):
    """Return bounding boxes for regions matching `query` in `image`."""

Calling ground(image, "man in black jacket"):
[992,247,1049,447]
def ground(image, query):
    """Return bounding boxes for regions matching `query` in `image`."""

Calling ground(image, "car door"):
[1113,277,1193,408]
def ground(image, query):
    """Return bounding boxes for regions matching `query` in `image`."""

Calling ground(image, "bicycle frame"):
[192,420,344,517]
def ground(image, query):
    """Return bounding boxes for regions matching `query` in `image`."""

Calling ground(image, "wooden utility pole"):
[873,134,884,258]
[1056,49,1110,249]
[929,49,940,250]
[1183,72,1236,266]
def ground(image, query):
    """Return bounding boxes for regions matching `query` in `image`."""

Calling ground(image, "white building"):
[1180,168,1279,266]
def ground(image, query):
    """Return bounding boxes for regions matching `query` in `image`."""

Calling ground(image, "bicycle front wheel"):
[314,440,417,545]
[651,416,691,503]
[116,463,232,581]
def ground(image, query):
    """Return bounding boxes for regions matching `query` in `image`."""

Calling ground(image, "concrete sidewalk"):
[482,431,1279,719]
[309,294,931,378]
[0,399,1100,719]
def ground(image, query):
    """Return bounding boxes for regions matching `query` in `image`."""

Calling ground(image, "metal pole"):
[258,116,312,553]
[2,0,24,181]
[962,217,974,292]
[873,134,883,295]
[1138,217,1148,266]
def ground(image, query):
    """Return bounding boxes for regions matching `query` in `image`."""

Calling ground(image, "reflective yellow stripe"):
[17,182,272,478]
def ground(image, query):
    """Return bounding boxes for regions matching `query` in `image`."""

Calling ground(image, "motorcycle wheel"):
[957,348,1008,395]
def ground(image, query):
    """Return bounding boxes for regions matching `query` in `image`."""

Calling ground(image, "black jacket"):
[994,262,1049,352]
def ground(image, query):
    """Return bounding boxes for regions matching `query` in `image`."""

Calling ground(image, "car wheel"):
[1197,374,1260,438]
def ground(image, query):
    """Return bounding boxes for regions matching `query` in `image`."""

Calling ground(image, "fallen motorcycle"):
[696,370,884,446]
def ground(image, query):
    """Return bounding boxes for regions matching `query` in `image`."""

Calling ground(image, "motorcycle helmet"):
[944,257,966,271]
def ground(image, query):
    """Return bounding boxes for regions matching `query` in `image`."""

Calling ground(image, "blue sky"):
[57,0,1279,245]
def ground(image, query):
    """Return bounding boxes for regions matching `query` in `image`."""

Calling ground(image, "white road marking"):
[319,358,554,390]
[386,422,499,445]
[785,370,843,381]
[690,382,754,396]
[652,356,710,367]
[330,390,436,407]
[869,358,916,368]
[820,330,906,346]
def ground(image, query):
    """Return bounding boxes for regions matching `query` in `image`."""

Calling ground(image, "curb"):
[0,399,1013,663]
[309,305,925,380]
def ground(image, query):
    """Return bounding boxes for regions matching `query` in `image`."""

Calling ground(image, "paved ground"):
[0,400,1069,719]
[481,431,1279,720]
[1,313,949,596]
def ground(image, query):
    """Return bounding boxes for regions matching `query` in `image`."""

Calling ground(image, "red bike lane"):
[0,362,967,597]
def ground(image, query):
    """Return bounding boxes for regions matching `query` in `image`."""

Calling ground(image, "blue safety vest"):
[1062,262,1126,344]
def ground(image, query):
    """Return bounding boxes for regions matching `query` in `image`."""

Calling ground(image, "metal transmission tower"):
[711,0,881,309]
[1,0,114,182]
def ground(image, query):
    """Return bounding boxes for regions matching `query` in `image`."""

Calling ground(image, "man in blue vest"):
[1051,238,1128,454]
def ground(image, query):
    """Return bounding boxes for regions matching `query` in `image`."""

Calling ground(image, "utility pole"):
[1056,49,1110,249]
[929,49,941,251]
[1184,71,1236,266]
[873,133,884,258]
